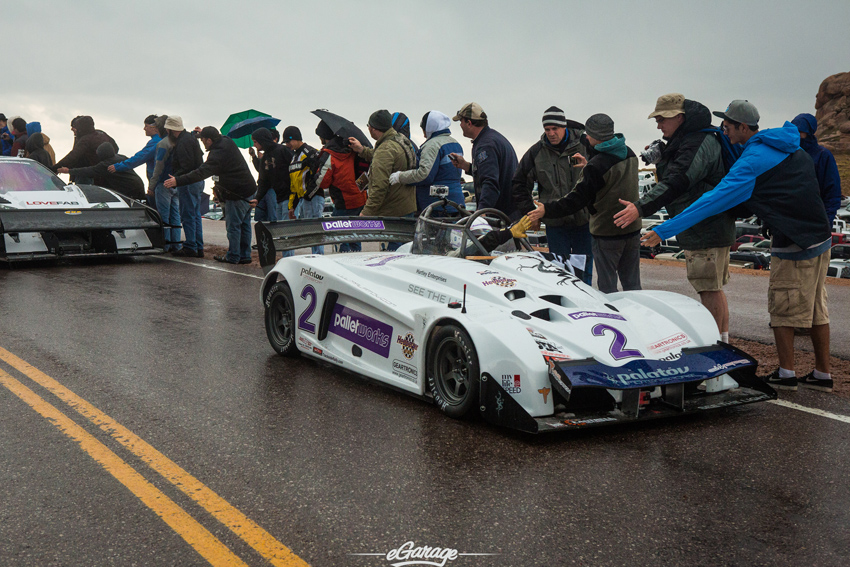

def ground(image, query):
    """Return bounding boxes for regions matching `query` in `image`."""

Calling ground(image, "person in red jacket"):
[312,121,368,252]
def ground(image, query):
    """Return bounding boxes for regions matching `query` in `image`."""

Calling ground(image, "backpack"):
[701,127,744,172]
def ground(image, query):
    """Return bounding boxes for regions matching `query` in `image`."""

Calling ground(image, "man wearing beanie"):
[614,93,735,341]
[512,106,593,284]
[282,125,322,254]
[528,114,642,294]
[450,102,517,219]
[644,100,834,393]
[791,113,842,227]
[348,109,417,250]
[249,127,293,225]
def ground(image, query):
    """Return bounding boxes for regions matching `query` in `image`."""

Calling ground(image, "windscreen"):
[0,160,66,194]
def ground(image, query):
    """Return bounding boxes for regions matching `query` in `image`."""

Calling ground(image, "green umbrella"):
[221,109,272,149]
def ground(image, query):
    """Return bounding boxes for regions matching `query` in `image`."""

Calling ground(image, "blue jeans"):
[295,196,325,255]
[155,183,181,251]
[224,199,253,263]
[546,223,593,285]
[177,181,204,252]
[275,200,289,221]
[254,190,278,222]
[332,205,364,252]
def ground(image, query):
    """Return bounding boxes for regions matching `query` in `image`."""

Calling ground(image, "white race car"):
[0,157,164,262]
[256,202,774,433]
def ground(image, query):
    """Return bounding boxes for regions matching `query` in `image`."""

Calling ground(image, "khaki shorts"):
[768,251,830,328]
[685,247,731,293]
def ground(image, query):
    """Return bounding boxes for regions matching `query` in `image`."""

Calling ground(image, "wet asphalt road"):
[1,253,850,566]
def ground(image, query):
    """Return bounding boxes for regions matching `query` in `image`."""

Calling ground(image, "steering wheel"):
[461,208,534,256]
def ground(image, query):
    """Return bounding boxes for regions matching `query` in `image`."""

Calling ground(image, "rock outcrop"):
[815,71,850,152]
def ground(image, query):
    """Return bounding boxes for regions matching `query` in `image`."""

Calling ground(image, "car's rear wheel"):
[428,324,480,418]
[265,281,299,356]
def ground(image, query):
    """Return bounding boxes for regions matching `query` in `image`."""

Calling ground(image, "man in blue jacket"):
[108,114,162,207]
[450,102,517,219]
[791,113,842,227]
[643,100,834,393]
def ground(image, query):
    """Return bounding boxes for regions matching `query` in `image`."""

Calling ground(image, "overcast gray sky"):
[7,1,849,179]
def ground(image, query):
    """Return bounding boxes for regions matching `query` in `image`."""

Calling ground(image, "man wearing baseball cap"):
[643,100,834,393]
[449,102,518,219]
[511,106,593,284]
[615,93,735,342]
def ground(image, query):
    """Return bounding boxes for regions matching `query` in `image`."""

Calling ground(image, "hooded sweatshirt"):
[791,113,842,225]
[543,133,641,237]
[25,122,56,164]
[397,111,464,211]
[252,127,293,204]
[67,142,145,199]
[655,122,831,260]
[54,116,119,172]
[25,133,53,167]
[314,136,367,210]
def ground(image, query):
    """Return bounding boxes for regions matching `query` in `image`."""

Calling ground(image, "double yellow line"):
[0,346,310,567]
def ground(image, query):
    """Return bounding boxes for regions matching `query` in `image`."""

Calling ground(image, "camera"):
[430,185,449,198]
[640,140,666,165]
[569,156,580,166]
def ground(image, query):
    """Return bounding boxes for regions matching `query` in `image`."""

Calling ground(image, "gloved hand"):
[389,171,401,185]
[510,216,533,239]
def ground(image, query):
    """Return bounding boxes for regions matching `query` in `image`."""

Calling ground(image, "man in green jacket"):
[614,94,735,341]
[349,109,417,250]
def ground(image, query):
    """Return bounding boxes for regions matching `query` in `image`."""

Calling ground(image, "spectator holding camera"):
[512,106,592,284]
[614,93,734,341]
[528,114,641,293]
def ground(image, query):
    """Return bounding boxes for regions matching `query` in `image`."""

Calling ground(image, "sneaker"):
[213,255,237,264]
[798,371,833,393]
[760,369,797,391]
[196,249,205,258]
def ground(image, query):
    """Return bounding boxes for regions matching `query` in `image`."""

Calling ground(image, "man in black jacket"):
[615,93,735,341]
[249,128,292,222]
[166,127,257,264]
[164,116,205,257]
[58,142,145,200]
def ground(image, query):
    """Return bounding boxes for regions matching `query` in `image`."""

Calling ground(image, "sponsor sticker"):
[562,417,618,427]
[392,359,418,383]
[648,332,691,354]
[64,210,82,215]
[365,255,406,267]
[397,332,419,359]
[298,336,313,350]
[322,219,385,231]
[329,304,393,358]
[501,374,521,394]
[415,269,447,283]
[26,201,80,206]
[568,311,626,321]
[538,387,551,404]
[407,283,459,305]
[481,276,516,288]
[300,267,324,282]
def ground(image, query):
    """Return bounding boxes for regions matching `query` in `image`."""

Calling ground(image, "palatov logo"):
[300,267,324,281]
[350,541,499,567]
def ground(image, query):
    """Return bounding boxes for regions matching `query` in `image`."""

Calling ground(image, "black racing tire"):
[264,281,299,357]
[427,324,480,418]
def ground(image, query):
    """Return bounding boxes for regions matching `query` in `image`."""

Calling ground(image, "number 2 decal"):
[298,285,317,333]
[591,324,642,360]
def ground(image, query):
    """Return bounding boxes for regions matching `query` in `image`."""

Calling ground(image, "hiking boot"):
[798,371,833,393]
[196,248,205,258]
[760,369,797,391]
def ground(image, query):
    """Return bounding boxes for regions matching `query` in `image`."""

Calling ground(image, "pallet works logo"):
[350,541,499,566]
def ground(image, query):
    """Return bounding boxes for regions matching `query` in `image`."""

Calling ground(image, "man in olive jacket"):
[513,106,592,283]
[349,109,417,250]
[614,93,735,341]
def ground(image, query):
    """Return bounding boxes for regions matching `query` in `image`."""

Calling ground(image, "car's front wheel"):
[427,324,480,418]
[264,281,299,356]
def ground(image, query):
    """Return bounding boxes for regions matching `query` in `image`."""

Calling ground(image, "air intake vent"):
[504,289,526,301]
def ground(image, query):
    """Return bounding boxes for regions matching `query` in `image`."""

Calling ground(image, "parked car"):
[827,260,850,279]
[655,250,686,262]
[737,239,771,253]
[831,244,850,260]
[641,210,669,230]
[730,251,771,270]
[735,222,762,238]
[832,232,850,246]
[731,234,765,251]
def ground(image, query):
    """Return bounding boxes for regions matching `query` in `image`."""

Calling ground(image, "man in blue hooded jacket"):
[643,100,834,393]
[791,113,842,227]
[108,115,162,206]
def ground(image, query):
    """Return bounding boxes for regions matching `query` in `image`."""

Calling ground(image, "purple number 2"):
[298,285,317,333]
[591,324,643,360]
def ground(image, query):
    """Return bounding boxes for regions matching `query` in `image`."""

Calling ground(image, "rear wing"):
[255,216,418,273]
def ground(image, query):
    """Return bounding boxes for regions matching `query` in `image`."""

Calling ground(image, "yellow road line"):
[0,369,248,567]
[0,347,310,567]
